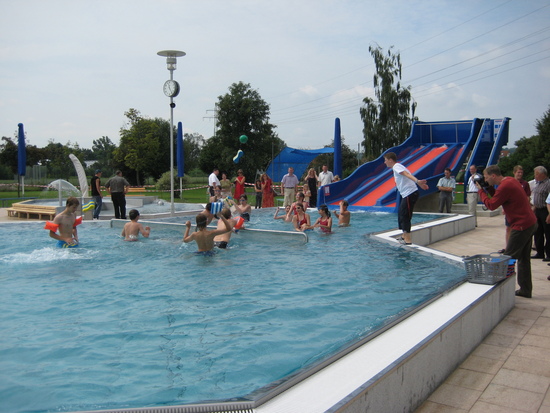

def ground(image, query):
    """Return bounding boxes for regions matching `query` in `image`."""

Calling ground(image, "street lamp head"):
[157,50,186,71]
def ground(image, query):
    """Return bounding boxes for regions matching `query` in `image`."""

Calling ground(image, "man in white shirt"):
[318,165,334,187]
[208,168,220,197]
[466,164,480,227]
[281,167,299,207]
[384,152,429,245]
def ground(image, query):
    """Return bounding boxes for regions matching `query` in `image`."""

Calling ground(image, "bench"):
[6,202,58,220]
[127,187,147,194]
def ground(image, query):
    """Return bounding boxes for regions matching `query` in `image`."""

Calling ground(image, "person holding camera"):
[466,164,481,226]
[476,165,537,298]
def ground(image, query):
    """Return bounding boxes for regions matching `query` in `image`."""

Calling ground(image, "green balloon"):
[239,135,248,144]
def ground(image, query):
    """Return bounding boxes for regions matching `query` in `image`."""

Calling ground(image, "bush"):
[156,170,188,191]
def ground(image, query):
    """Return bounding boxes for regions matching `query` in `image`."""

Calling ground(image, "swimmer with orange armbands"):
[213,207,244,249]
[44,196,82,248]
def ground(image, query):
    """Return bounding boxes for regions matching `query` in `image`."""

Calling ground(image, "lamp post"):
[157,49,186,215]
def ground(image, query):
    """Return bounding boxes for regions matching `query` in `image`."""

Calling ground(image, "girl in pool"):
[233,194,252,221]
[311,204,332,233]
[292,202,310,232]
[273,205,293,222]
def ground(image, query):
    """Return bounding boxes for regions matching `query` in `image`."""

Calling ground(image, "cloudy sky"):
[1,0,549,155]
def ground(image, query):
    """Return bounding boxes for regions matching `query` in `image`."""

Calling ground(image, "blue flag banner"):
[177,122,184,177]
[18,123,26,176]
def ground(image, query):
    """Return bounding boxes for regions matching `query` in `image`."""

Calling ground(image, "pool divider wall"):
[109,219,309,244]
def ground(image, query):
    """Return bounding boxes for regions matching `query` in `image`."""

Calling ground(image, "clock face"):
[163,80,180,97]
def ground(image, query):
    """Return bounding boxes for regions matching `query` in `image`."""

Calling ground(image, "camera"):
[473,173,489,188]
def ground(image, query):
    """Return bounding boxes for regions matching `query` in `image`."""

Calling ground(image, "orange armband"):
[44,221,59,232]
[234,216,245,230]
[73,216,83,227]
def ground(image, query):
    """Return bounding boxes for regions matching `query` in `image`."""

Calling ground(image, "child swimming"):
[121,209,151,241]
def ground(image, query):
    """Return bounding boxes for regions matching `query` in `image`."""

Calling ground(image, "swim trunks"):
[214,241,228,249]
[127,234,139,241]
[194,250,217,256]
[240,213,250,221]
[56,240,79,248]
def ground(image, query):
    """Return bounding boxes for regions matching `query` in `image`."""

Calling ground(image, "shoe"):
[397,237,412,245]
[497,249,505,254]
[543,257,550,262]
[547,275,550,281]
[515,289,532,298]
[531,255,544,259]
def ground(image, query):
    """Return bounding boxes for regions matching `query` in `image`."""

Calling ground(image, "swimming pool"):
[0,209,466,413]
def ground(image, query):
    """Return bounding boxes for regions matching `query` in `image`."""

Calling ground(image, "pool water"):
[0,209,466,413]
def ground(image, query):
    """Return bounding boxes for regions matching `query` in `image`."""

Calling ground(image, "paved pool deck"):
[1,208,548,412]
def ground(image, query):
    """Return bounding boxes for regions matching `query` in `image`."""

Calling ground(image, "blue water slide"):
[464,117,511,199]
[319,119,485,211]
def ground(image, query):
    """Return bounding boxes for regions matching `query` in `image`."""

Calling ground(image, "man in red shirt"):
[476,165,537,298]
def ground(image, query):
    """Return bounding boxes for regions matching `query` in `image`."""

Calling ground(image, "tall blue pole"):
[18,123,26,196]
[177,122,184,177]
[333,118,342,178]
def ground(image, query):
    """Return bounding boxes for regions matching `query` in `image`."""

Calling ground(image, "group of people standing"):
[280,164,337,208]
[208,168,276,208]
[90,169,130,220]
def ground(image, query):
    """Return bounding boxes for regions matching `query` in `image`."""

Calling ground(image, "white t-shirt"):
[319,171,334,186]
[392,163,417,198]
[208,172,220,187]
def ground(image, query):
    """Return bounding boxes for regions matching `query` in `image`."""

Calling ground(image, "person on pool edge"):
[384,152,429,245]
[46,197,81,248]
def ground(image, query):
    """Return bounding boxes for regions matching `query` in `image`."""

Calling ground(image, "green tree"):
[115,109,171,185]
[360,45,417,161]
[183,132,205,172]
[90,136,117,176]
[199,82,285,180]
[307,138,359,180]
[499,105,550,180]
[42,140,84,180]
[0,136,18,175]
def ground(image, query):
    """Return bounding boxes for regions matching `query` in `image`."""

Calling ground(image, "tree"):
[0,136,18,175]
[115,109,171,185]
[199,82,285,180]
[308,138,359,180]
[42,140,85,180]
[499,105,550,180]
[90,136,117,176]
[360,45,417,161]
[184,132,205,172]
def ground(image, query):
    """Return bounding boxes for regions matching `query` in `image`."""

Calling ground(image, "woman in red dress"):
[261,173,274,208]
[233,169,246,199]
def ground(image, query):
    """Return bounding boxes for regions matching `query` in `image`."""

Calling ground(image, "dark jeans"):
[255,193,262,209]
[111,192,126,219]
[438,192,453,213]
[534,207,550,258]
[398,190,419,233]
[92,195,102,219]
[505,223,537,296]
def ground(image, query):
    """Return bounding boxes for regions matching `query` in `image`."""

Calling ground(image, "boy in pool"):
[334,199,351,226]
[183,212,232,252]
[121,209,151,241]
[47,196,81,248]
[213,207,238,249]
